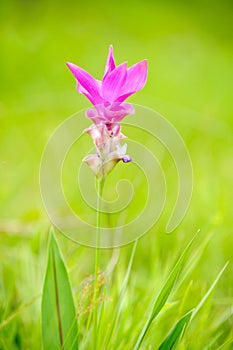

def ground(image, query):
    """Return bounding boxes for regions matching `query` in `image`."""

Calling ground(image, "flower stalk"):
[92,177,104,348]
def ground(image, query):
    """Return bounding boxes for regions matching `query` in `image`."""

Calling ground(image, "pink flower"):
[66,45,148,124]
[66,46,148,178]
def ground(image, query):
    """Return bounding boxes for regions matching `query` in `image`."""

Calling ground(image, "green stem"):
[93,177,104,349]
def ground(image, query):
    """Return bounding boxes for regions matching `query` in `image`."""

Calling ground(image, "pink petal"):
[86,106,109,124]
[78,79,102,95]
[77,80,103,106]
[111,102,135,115]
[120,102,135,115]
[66,62,103,105]
[76,83,98,106]
[104,102,135,122]
[86,108,102,124]
[102,62,127,102]
[114,92,132,103]
[104,45,116,78]
[116,59,148,102]
[86,108,98,119]
[85,124,107,148]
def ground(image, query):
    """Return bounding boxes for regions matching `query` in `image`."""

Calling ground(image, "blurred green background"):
[0,0,233,348]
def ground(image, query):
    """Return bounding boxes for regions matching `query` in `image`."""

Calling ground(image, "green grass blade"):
[156,263,228,350]
[191,261,229,320]
[157,261,229,350]
[158,310,193,350]
[178,262,228,350]
[41,228,78,350]
[134,231,199,349]
[176,231,212,290]
[105,240,138,349]
[216,338,233,350]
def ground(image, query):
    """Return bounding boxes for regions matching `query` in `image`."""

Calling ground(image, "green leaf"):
[158,310,193,350]
[41,228,78,350]
[134,231,199,349]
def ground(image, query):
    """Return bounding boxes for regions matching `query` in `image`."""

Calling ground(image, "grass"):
[0,0,233,348]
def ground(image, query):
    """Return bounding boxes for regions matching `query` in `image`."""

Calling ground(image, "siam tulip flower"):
[66,45,148,126]
[66,45,148,178]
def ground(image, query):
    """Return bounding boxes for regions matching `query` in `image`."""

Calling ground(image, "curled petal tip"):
[122,156,132,163]
[108,44,113,55]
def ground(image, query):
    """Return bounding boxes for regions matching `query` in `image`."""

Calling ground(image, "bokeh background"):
[0,0,233,348]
